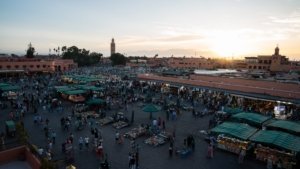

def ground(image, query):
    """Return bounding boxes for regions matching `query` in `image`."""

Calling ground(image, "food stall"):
[63,90,86,103]
[210,122,258,154]
[124,125,147,139]
[250,130,300,168]
[266,119,300,136]
[0,85,20,100]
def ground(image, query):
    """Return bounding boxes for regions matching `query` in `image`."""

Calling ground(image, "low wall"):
[0,146,41,169]
[0,146,24,164]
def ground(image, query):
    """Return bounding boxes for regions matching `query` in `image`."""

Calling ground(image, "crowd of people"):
[1,65,298,169]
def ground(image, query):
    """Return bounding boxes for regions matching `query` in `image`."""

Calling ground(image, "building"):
[245,46,300,72]
[110,38,116,56]
[166,57,215,69]
[138,73,300,102]
[0,57,77,75]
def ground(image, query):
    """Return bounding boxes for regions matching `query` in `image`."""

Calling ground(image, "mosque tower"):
[111,38,116,56]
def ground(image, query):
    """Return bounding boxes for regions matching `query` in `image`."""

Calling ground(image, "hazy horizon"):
[1,0,300,59]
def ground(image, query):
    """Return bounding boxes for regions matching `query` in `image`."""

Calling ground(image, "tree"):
[110,53,127,66]
[61,46,102,66]
[26,42,35,58]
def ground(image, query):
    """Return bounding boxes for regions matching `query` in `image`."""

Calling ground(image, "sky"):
[0,0,300,59]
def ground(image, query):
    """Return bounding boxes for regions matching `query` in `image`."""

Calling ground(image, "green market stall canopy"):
[231,112,272,127]
[210,122,258,140]
[86,98,106,105]
[0,85,20,91]
[143,104,160,113]
[62,90,86,95]
[223,107,243,115]
[249,130,300,153]
[266,120,300,136]
[0,83,10,87]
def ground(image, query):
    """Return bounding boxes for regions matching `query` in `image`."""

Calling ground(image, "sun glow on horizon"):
[209,33,254,58]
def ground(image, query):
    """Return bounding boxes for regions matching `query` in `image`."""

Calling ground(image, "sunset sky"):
[0,0,300,59]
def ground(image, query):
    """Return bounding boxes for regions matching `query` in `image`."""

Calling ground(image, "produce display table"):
[112,121,129,129]
[144,131,170,147]
[254,145,296,169]
[98,117,114,126]
[124,126,147,139]
[75,111,99,118]
[217,135,250,154]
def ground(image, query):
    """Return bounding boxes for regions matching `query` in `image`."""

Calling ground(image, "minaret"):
[274,45,279,55]
[111,38,115,56]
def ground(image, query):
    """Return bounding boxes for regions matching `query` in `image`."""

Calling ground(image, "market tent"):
[266,120,300,136]
[249,130,300,153]
[63,90,86,95]
[0,85,20,91]
[0,83,10,87]
[55,86,76,92]
[143,104,160,119]
[143,104,160,112]
[231,112,272,127]
[80,85,104,91]
[223,107,243,115]
[86,98,106,105]
[210,122,258,140]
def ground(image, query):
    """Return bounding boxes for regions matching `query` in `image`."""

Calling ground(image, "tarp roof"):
[0,85,20,91]
[210,122,258,140]
[56,86,76,93]
[62,90,86,95]
[0,83,10,87]
[249,130,300,153]
[86,98,106,105]
[223,107,243,115]
[267,120,300,135]
[232,112,272,126]
[78,85,104,91]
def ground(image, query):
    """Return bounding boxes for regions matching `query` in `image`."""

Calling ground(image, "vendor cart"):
[5,120,16,137]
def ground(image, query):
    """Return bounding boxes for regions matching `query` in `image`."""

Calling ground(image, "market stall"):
[98,117,114,126]
[266,119,300,136]
[0,85,20,100]
[231,112,272,128]
[250,130,300,168]
[112,121,129,129]
[222,107,243,115]
[144,131,171,147]
[124,125,147,139]
[61,90,86,102]
[210,122,258,154]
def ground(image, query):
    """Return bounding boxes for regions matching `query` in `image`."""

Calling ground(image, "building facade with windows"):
[0,57,77,74]
[166,57,215,69]
[245,46,300,72]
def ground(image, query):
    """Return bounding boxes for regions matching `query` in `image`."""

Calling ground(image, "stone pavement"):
[0,94,266,169]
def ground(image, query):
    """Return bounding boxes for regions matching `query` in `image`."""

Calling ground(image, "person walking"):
[267,156,273,169]
[238,148,246,164]
[115,131,120,143]
[131,110,135,124]
[51,131,56,144]
[169,142,173,157]
[78,137,83,150]
[207,144,214,159]
[84,136,89,149]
